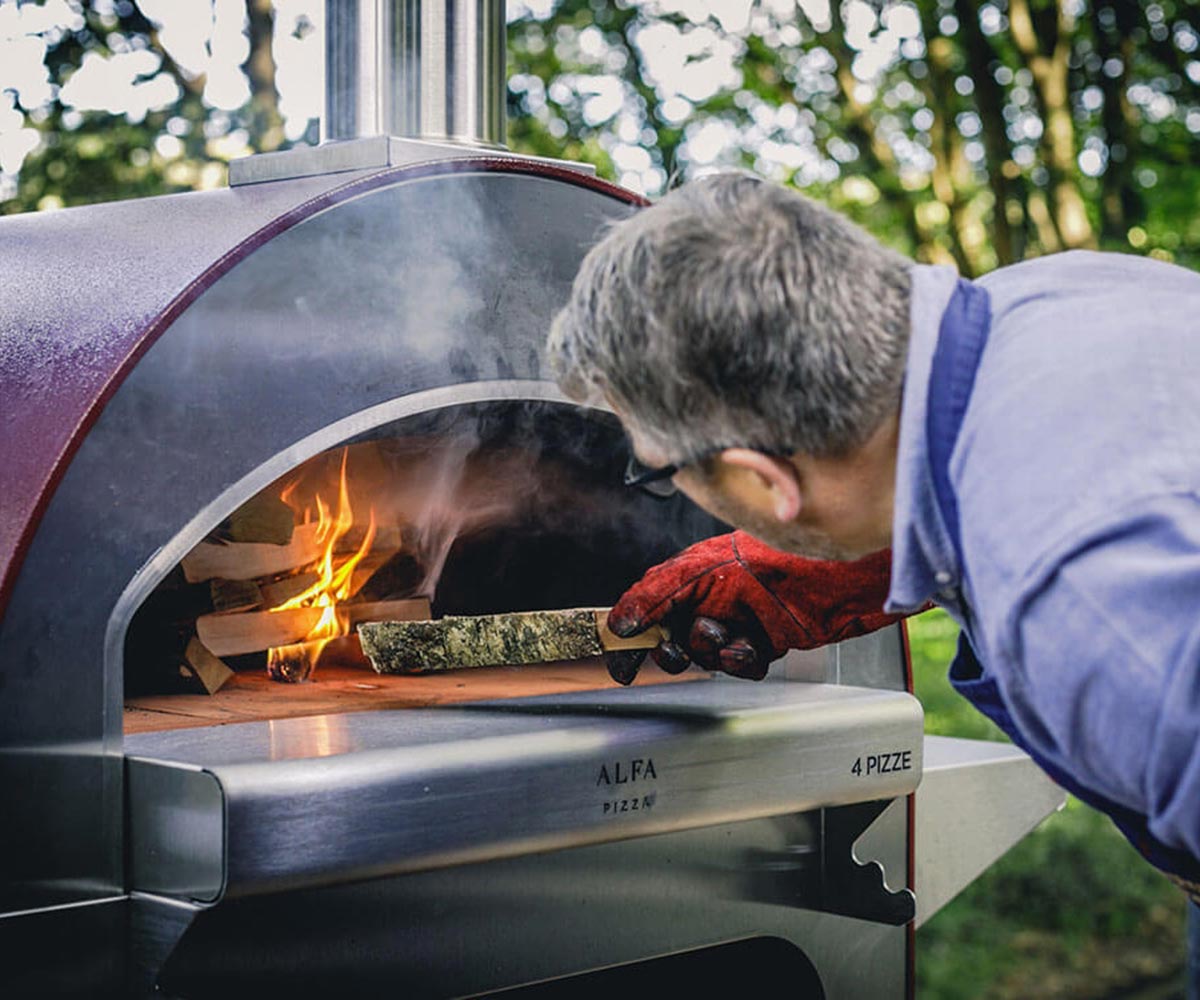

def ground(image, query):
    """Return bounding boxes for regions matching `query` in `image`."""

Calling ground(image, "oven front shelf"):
[124,680,924,903]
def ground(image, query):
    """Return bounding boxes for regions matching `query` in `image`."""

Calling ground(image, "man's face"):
[626,418,897,561]
[672,462,863,561]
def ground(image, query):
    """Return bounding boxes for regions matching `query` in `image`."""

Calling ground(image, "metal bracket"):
[821,799,915,926]
[741,799,915,927]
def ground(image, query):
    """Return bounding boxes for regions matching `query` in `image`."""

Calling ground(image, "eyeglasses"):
[623,444,794,500]
[623,455,680,499]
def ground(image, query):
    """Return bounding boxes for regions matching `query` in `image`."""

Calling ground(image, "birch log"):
[359,608,665,674]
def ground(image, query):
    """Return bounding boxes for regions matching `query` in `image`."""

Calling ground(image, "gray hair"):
[547,173,912,462]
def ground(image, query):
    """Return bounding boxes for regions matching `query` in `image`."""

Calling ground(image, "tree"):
[4,1,1198,273]
[0,0,303,214]
[507,0,1200,272]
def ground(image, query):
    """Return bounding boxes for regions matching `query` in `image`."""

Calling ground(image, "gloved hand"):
[605,531,906,685]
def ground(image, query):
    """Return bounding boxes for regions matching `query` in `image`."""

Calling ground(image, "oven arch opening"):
[114,388,724,733]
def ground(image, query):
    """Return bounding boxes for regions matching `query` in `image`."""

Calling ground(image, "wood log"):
[253,549,400,610]
[209,578,264,614]
[181,523,406,584]
[183,523,321,583]
[359,608,667,674]
[196,597,431,657]
[182,637,234,694]
[226,493,295,545]
[258,572,320,608]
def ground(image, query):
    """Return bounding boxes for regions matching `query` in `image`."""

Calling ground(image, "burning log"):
[258,572,320,608]
[226,561,392,616]
[265,634,370,683]
[359,608,666,674]
[196,597,431,657]
[183,523,323,583]
[181,523,406,583]
[267,640,324,683]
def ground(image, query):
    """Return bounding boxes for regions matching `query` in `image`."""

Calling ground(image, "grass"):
[908,609,1188,999]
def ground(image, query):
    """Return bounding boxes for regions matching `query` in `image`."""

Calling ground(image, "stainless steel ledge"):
[125,682,923,903]
[914,735,1066,927]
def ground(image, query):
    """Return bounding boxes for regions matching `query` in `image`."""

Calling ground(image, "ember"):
[266,641,317,684]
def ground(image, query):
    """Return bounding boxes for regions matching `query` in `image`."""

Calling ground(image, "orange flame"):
[267,450,376,682]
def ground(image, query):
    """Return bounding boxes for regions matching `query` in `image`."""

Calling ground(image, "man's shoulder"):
[953,254,1200,606]
[977,250,1200,311]
[980,248,1198,283]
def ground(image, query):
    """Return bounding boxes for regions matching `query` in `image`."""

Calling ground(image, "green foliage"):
[7,2,1200,276]
[507,0,1200,273]
[910,607,1007,741]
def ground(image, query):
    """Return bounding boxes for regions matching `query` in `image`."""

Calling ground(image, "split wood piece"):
[183,523,322,584]
[196,597,431,657]
[227,493,295,545]
[182,523,406,584]
[207,552,407,635]
[210,578,264,614]
[181,637,234,695]
[258,572,320,608]
[359,608,667,675]
[348,550,403,600]
[251,548,400,612]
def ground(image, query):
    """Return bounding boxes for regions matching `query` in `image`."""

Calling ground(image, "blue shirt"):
[887,251,1200,860]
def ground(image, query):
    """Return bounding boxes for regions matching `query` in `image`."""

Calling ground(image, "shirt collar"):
[886,264,964,614]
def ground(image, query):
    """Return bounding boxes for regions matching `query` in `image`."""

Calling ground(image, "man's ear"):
[719,448,802,522]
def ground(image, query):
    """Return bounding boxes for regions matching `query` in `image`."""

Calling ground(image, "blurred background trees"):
[3,0,1199,272]
[0,0,309,211]
[506,0,1200,271]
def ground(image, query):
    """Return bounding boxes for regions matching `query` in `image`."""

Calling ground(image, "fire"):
[266,450,376,682]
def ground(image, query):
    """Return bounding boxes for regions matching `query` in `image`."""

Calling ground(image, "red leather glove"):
[605,531,907,685]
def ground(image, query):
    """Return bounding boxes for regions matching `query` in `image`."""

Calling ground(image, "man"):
[546,173,1200,906]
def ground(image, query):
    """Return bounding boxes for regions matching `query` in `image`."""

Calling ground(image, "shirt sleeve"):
[1000,493,1200,859]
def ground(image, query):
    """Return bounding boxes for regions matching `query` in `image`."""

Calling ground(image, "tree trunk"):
[824,12,925,256]
[243,0,286,152]
[954,0,1017,265]
[1091,1,1140,243]
[917,15,973,274]
[1008,0,1095,249]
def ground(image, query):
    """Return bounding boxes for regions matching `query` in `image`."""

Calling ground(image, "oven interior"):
[123,400,724,733]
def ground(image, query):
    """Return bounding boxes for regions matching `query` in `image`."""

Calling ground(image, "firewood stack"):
[125,492,430,696]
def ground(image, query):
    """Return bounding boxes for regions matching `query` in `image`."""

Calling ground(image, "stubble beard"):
[690,487,856,561]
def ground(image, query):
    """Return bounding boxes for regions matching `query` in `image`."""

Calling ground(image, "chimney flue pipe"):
[324,0,507,147]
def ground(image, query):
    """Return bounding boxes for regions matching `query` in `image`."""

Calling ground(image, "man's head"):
[548,173,912,558]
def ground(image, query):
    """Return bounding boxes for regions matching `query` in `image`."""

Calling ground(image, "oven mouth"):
[114,383,723,732]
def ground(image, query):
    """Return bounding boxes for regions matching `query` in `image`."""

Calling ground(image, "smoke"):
[402,426,525,597]
[258,401,724,615]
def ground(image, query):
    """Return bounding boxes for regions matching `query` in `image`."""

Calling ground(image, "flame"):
[267,450,376,682]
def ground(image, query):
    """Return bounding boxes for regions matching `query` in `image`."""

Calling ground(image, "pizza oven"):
[0,2,1064,996]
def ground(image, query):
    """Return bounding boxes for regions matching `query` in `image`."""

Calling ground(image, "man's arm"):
[1000,494,1200,859]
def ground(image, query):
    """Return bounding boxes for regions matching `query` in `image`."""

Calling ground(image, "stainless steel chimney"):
[324,0,507,147]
